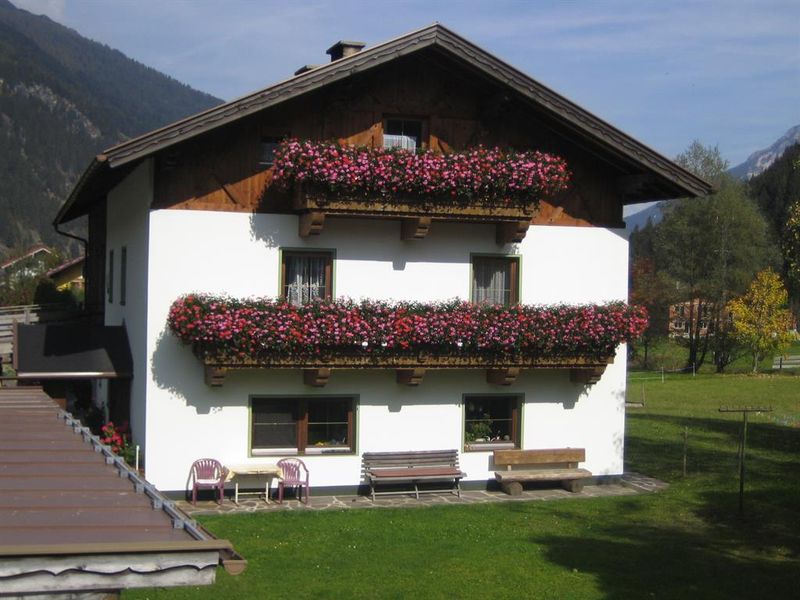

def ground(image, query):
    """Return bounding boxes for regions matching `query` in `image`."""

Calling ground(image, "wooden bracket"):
[570,367,606,385]
[401,217,432,240]
[205,366,227,387]
[303,368,331,387]
[299,212,325,237]
[496,220,530,244]
[486,367,520,385]
[396,368,426,386]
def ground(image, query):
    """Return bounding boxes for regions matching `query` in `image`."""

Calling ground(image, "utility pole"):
[718,406,772,514]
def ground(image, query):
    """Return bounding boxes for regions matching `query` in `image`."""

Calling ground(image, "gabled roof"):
[46,255,84,278]
[1,245,52,271]
[55,23,713,224]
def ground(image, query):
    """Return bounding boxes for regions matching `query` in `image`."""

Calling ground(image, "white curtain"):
[472,259,511,305]
[286,256,326,305]
[383,134,418,150]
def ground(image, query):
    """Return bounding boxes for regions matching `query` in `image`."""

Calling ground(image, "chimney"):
[326,40,366,62]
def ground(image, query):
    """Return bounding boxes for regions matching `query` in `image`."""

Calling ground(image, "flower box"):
[292,183,539,221]
[273,139,570,241]
[168,296,646,387]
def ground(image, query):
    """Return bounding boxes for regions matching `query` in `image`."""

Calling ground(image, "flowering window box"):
[168,296,645,387]
[273,140,570,241]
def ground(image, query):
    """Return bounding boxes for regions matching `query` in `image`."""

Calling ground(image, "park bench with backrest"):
[362,449,466,501]
[493,448,591,495]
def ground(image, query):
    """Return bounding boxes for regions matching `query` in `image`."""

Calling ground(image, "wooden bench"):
[362,450,466,501]
[493,448,592,495]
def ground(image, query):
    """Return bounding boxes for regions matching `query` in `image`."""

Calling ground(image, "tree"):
[783,200,800,306]
[629,256,675,368]
[727,269,794,373]
[675,140,729,186]
[748,143,800,310]
[649,144,777,371]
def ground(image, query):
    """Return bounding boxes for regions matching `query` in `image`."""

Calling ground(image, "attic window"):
[259,136,284,166]
[383,118,423,150]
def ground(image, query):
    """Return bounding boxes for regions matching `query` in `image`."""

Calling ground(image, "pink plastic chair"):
[190,458,228,505]
[277,458,310,504]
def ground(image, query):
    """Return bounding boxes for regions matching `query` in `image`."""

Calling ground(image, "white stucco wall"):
[104,160,152,447]
[142,210,629,492]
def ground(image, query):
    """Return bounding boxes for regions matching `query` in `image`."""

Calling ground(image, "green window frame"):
[463,394,521,452]
[251,396,356,456]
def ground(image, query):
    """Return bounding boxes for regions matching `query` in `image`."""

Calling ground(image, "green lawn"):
[630,337,800,374]
[127,374,799,599]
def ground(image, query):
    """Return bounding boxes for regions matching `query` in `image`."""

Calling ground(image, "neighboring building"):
[0,387,243,597]
[47,255,85,293]
[0,244,53,284]
[52,25,711,495]
[668,299,718,338]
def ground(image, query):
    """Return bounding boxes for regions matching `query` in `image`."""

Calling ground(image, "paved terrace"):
[179,472,668,516]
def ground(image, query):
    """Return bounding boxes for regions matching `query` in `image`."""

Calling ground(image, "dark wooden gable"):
[152,49,624,228]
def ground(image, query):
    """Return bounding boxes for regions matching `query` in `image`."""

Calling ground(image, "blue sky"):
[12,0,800,167]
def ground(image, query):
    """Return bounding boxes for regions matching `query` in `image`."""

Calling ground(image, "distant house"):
[50,24,712,495]
[47,255,85,292]
[0,244,53,283]
[668,299,718,337]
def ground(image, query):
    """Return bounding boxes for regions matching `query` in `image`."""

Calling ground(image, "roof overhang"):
[55,23,714,225]
[13,323,133,379]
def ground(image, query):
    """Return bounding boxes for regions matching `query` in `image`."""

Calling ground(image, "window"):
[251,396,355,455]
[120,246,127,306]
[107,249,114,304]
[464,395,521,451]
[281,250,333,305]
[383,118,424,150]
[471,256,519,306]
[258,136,284,166]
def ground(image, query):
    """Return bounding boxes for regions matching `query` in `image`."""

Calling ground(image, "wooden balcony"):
[292,184,537,243]
[202,352,612,388]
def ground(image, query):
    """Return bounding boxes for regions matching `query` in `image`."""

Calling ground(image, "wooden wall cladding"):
[152,52,623,228]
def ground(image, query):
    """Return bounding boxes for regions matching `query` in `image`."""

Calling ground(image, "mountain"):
[0,0,221,257]
[625,126,800,232]
[624,201,666,232]
[729,125,800,180]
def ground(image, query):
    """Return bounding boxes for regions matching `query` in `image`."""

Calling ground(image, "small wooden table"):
[225,464,282,504]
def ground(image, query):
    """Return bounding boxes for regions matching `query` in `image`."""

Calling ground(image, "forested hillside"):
[0,0,221,257]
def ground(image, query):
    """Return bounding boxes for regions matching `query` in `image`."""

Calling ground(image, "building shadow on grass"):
[532,521,799,599]
[623,412,800,563]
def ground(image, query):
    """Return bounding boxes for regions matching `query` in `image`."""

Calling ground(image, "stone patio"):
[177,472,668,516]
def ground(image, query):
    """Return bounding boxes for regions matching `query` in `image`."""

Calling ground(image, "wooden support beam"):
[486,367,520,385]
[211,173,244,206]
[496,220,530,244]
[299,212,325,237]
[303,368,331,387]
[401,217,432,240]
[205,366,227,387]
[396,368,426,385]
[570,366,606,385]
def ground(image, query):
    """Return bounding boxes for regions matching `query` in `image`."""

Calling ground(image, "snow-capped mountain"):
[729,125,800,180]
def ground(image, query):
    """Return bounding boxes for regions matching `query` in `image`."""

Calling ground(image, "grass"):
[126,374,799,600]
[630,337,800,375]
